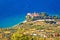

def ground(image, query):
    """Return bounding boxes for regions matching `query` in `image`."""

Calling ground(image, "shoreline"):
[10,20,27,28]
[0,20,27,29]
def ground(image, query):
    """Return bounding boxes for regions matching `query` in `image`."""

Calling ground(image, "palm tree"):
[26,15,31,21]
[26,15,34,21]
[41,12,46,16]
[40,12,48,19]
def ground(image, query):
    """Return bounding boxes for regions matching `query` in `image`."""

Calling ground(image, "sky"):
[0,0,60,27]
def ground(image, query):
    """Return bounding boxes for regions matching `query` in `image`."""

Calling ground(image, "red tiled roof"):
[28,13,40,17]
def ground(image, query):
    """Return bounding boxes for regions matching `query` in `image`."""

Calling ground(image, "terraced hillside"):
[11,21,60,40]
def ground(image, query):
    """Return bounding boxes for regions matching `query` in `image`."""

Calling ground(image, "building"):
[27,12,55,21]
[56,19,60,24]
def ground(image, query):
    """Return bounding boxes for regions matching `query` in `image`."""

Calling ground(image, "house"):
[4,31,10,34]
[27,12,56,23]
[27,12,40,18]
[56,21,60,24]
[55,19,60,24]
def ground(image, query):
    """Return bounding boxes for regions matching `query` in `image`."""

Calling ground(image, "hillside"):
[11,21,60,40]
[0,20,60,40]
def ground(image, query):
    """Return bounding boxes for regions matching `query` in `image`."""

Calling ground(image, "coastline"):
[0,15,26,28]
[9,20,27,28]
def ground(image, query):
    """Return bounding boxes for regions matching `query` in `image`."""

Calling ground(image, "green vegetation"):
[0,20,60,40]
[26,12,60,22]
[10,21,60,40]
[26,15,34,21]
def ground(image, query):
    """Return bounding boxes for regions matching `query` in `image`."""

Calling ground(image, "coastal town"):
[0,12,60,40]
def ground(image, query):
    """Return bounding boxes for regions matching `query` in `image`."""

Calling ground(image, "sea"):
[0,14,26,28]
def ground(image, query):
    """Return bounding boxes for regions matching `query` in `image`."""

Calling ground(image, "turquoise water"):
[0,15,26,28]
